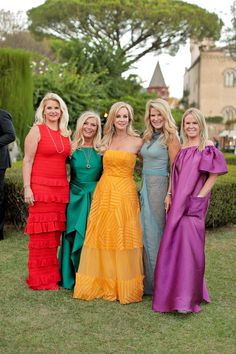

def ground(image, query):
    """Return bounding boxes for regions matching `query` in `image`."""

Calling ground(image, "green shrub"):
[205,116,224,123]
[224,153,236,166]
[134,162,236,229]
[5,165,27,229]
[5,161,236,230]
[206,182,236,227]
[219,164,236,183]
[206,164,236,227]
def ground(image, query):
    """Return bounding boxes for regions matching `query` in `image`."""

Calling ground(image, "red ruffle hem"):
[25,202,67,290]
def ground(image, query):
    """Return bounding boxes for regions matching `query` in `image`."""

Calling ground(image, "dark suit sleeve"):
[0,110,16,147]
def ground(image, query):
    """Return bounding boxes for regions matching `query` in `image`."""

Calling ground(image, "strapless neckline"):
[106,149,136,156]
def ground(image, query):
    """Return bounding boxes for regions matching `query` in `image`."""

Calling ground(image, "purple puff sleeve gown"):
[152,146,227,313]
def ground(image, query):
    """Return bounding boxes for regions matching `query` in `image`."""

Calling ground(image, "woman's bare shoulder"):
[25,125,40,142]
[28,125,40,135]
[130,135,143,144]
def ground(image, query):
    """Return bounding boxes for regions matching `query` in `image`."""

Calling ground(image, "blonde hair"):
[143,98,178,145]
[72,111,101,152]
[181,108,208,151]
[101,101,139,151]
[35,92,71,137]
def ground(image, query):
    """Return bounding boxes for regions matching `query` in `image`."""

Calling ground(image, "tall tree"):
[0,9,55,59]
[0,10,27,40]
[0,48,34,151]
[28,0,222,67]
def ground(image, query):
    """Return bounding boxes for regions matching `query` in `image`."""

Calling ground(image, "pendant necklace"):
[79,147,93,168]
[46,125,65,154]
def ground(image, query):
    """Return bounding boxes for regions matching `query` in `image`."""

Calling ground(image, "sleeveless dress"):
[59,148,102,290]
[152,146,227,313]
[25,124,70,290]
[73,150,144,304]
[140,135,169,295]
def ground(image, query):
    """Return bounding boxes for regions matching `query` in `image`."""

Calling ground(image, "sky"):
[0,0,233,98]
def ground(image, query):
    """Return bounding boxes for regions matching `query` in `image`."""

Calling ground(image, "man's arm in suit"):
[0,110,16,147]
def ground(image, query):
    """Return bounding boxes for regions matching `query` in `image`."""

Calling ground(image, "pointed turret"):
[147,61,169,99]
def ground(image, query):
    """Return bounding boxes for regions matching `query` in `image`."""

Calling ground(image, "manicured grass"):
[0,226,235,354]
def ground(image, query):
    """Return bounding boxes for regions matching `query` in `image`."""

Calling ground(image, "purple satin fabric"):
[152,146,227,313]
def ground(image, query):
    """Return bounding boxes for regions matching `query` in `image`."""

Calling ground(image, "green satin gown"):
[59,147,102,289]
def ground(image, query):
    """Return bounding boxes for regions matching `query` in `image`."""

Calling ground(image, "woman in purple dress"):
[152,108,227,314]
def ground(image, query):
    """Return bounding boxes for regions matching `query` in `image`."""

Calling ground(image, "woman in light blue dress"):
[140,98,180,295]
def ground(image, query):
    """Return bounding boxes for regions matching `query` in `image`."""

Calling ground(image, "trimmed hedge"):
[4,164,27,229]
[205,116,223,123]
[4,160,236,230]
[223,153,236,166]
[0,49,34,151]
[206,181,236,227]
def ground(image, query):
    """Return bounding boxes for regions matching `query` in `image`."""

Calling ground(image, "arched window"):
[224,70,236,87]
[222,106,236,122]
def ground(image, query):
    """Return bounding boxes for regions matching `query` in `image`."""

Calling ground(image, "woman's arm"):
[197,173,218,197]
[168,135,181,167]
[134,137,144,154]
[22,126,40,205]
[165,135,181,212]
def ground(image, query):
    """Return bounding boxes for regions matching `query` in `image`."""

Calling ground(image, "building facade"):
[184,42,236,148]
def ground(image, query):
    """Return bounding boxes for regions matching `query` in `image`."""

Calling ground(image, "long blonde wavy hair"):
[35,92,71,137]
[101,101,139,151]
[71,111,101,153]
[143,98,178,145]
[181,108,208,151]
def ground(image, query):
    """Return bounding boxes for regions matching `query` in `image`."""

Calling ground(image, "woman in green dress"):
[60,111,102,289]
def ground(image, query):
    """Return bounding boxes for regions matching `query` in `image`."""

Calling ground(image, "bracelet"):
[167,192,172,195]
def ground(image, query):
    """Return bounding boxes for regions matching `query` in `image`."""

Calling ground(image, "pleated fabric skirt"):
[73,153,144,304]
[25,201,67,290]
[140,174,168,295]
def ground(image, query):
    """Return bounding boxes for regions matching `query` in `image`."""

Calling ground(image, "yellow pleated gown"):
[73,150,144,304]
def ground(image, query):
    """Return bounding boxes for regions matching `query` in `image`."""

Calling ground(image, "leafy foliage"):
[206,182,236,227]
[0,48,34,151]
[224,153,236,165]
[0,30,55,59]
[6,160,236,230]
[28,0,223,66]
[206,116,224,124]
[4,164,27,230]
[32,54,154,131]
[33,60,107,130]
[172,108,183,127]
[0,9,27,40]
[224,0,236,61]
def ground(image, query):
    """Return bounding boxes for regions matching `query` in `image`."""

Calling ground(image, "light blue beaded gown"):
[140,133,169,295]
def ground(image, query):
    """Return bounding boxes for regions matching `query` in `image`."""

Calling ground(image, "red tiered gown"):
[25,124,70,290]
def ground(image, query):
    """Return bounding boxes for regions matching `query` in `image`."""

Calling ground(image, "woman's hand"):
[24,186,35,206]
[164,194,172,213]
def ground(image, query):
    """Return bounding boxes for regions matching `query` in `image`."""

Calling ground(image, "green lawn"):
[0,226,235,354]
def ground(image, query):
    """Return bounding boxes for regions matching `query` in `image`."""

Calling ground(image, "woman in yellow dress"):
[73,102,144,304]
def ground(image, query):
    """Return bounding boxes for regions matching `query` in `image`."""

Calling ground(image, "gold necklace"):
[46,125,65,154]
[79,147,93,168]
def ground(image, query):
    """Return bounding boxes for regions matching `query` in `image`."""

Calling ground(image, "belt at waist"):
[142,169,169,177]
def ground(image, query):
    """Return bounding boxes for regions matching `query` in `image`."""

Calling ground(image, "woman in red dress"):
[23,93,71,290]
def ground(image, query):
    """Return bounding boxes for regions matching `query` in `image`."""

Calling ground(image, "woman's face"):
[149,107,165,131]
[113,107,129,132]
[44,100,62,124]
[183,114,200,139]
[82,117,98,140]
